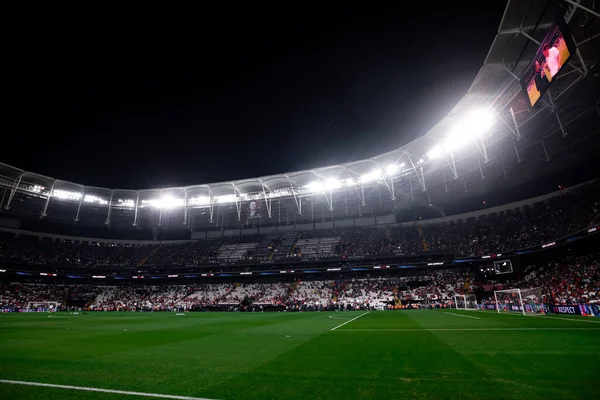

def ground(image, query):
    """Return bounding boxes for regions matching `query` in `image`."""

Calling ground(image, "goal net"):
[494,288,548,316]
[25,302,60,312]
[452,294,478,310]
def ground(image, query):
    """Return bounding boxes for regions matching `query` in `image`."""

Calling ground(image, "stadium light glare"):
[444,108,495,153]
[188,196,210,206]
[466,108,494,133]
[385,164,398,176]
[53,189,82,201]
[306,181,324,193]
[31,185,44,193]
[84,194,109,205]
[324,178,341,190]
[216,194,237,204]
[426,145,443,160]
[157,195,183,209]
[360,169,382,183]
[117,199,135,208]
[345,178,355,186]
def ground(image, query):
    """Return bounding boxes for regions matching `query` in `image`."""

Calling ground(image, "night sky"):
[4,2,507,190]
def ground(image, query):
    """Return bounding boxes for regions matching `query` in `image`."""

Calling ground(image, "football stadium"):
[1,1,600,399]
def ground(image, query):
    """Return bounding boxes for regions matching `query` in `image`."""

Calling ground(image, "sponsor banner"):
[550,304,600,316]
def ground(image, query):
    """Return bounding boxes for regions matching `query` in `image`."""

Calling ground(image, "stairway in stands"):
[136,245,162,268]
[415,225,430,251]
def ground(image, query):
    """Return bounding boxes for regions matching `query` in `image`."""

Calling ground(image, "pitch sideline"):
[0,379,219,400]
[333,327,600,332]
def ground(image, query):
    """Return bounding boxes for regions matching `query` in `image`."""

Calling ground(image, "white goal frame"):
[452,294,477,310]
[25,302,60,312]
[494,288,546,316]
[494,289,524,315]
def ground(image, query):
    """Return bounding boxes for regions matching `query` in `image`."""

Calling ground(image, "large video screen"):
[247,199,261,219]
[520,17,576,109]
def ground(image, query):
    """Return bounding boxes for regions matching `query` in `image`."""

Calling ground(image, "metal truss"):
[4,173,23,210]
[257,178,272,218]
[284,173,302,215]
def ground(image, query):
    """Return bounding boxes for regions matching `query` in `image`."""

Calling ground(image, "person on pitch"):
[534,60,550,94]
[542,43,561,79]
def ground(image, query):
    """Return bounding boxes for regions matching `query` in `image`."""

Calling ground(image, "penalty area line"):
[330,311,370,331]
[0,380,219,400]
[443,312,480,320]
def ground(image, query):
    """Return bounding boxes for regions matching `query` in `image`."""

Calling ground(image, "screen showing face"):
[247,200,261,218]
[520,17,576,109]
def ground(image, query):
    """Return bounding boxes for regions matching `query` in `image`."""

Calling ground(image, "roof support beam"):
[446,152,458,179]
[311,171,333,211]
[183,188,189,225]
[231,182,241,221]
[74,186,85,222]
[258,178,272,218]
[497,23,553,36]
[208,188,214,223]
[563,0,600,19]
[509,107,522,141]
[133,191,140,226]
[284,174,302,215]
[106,190,114,226]
[407,155,426,191]
[4,173,23,210]
[41,182,55,218]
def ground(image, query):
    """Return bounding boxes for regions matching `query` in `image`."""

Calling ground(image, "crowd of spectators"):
[0,182,597,267]
[2,252,598,311]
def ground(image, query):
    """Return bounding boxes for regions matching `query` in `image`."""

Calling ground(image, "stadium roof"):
[0,0,598,227]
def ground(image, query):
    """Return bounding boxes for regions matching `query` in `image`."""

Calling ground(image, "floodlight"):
[216,194,237,204]
[360,169,382,183]
[306,181,324,192]
[466,108,494,133]
[426,145,443,160]
[84,194,109,205]
[53,189,82,201]
[324,178,341,190]
[188,196,210,206]
[117,199,135,208]
[443,125,471,152]
[385,164,398,176]
[345,178,355,186]
[158,195,183,209]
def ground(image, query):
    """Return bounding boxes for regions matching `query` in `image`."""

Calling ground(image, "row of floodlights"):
[23,109,493,209]
[24,162,408,211]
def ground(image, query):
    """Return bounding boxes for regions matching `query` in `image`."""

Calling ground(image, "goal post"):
[452,294,477,310]
[25,302,60,312]
[464,294,477,310]
[494,288,548,316]
[452,295,466,309]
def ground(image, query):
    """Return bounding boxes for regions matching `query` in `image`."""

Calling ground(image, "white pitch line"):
[0,380,219,400]
[444,312,480,320]
[333,327,600,332]
[328,315,352,320]
[540,316,600,324]
[330,311,370,331]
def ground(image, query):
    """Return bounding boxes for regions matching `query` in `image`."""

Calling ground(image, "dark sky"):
[4,2,507,190]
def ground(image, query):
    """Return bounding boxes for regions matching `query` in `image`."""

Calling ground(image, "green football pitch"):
[1,310,599,400]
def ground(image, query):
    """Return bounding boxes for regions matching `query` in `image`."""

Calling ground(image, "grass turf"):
[0,310,599,399]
